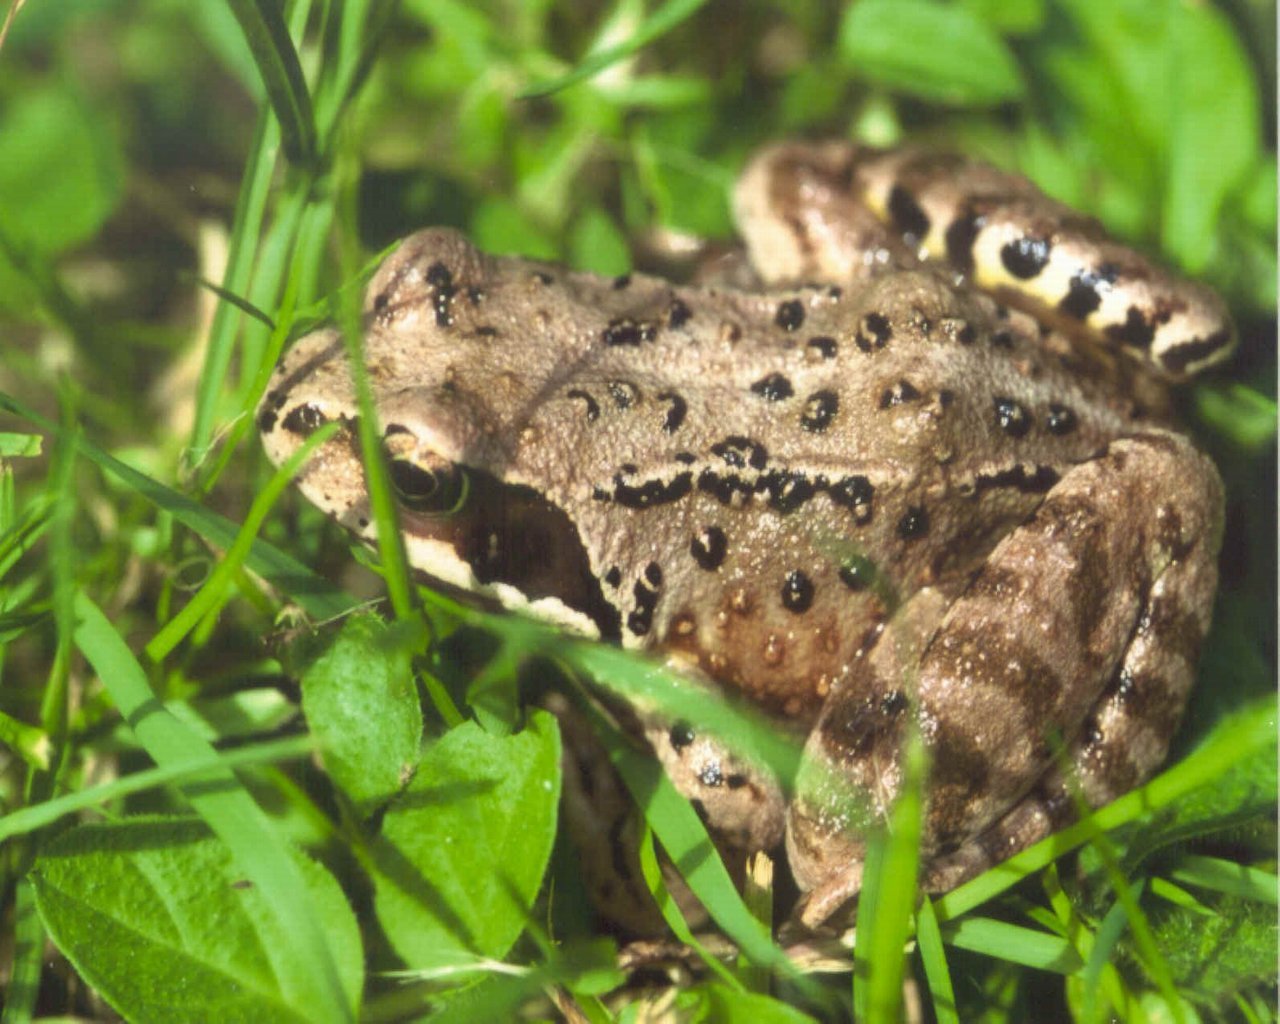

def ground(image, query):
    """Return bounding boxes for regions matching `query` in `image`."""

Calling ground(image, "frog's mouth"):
[390,463,624,643]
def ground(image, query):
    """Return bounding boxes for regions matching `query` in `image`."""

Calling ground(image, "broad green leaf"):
[631,128,735,240]
[168,688,298,742]
[1194,384,1277,453]
[1163,4,1259,271]
[301,614,423,814]
[1151,893,1279,1005]
[31,818,362,1024]
[0,433,42,457]
[1054,0,1177,153]
[70,594,353,1023]
[838,0,1025,106]
[373,711,561,966]
[959,0,1045,35]
[0,84,124,255]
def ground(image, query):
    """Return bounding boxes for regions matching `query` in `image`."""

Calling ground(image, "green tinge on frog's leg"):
[790,431,1223,925]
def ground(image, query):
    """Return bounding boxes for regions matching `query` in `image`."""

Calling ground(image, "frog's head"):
[256,315,618,640]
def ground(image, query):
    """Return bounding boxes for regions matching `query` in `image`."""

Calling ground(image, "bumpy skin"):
[258,141,1228,929]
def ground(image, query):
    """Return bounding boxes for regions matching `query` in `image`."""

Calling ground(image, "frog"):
[256,139,1230,929]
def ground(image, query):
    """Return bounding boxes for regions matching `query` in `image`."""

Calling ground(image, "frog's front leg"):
[789,431,1223,926]
[553,674,788,934]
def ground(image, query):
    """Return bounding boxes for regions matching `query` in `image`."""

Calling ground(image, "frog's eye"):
[388,457,469,514]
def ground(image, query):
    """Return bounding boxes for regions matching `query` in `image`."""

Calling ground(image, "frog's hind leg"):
[921,442,1222,893]
[791,431,1223,927]
[734,140,918,288]
[852,147,1236,380]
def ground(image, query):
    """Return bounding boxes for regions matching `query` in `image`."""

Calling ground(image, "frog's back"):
[264,229,1169,716]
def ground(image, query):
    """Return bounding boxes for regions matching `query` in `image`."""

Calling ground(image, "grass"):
[0,1,1275,1021]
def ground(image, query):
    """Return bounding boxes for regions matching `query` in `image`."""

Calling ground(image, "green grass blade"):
[190,1,315,456]
[224,0,317,167]
[855,724,924,1023]
[637,825,744,991]
[71,593,353,1023]
[0,391,357,622]
[568,680,822,1002]
[28,403,77,807]
[1,879,42,1024]
[0,736,314,844]
[1082,894,1137,1023]
[1043,865,1133,1021]
[1168,855,1278,905]
[522,0,710,97]
[941,917,1082,974]
[146,420,339,661]
[916,897,959,1024]
[183,273,278,331]
[567,640,802,785]
[1072,811,1183,1021]
[336,248,417,622]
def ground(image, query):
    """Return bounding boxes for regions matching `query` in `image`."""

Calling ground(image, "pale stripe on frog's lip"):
[324,495,611,643]
[395,530,606,641]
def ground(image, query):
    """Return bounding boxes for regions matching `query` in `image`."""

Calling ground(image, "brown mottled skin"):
[259,141,1228,929]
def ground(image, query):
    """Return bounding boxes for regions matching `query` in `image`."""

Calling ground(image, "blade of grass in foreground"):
[0,392,358,623]
[915,898,959,1024]
[521,0,710,97]
[2,880,42,1024]
[1073,813,1183,1023]
[72,593,353,1023]
[1042,865,1132,1021]
[566,679,827,1008]
[146,420,339,661]
[940,917,1081,974]
[854,707,924,1023]
[190,1,316,456]
[0,736,314,844]
[1168,855,1278,905]
[224,0,317,168]
[637,825,743,992]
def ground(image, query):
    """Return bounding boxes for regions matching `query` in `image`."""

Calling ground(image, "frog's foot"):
[789,431,1223,928]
